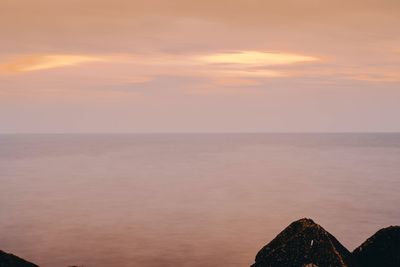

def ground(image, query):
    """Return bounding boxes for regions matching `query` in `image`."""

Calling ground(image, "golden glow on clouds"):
[0,51,320,82]
[218,69,284,78]
[0,51,319,84]
[199,51,319,66]
[0,54,103,73]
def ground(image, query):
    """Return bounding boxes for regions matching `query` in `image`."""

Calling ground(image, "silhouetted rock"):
[353,226,400,267]
[252,218,357,267]
[0,250,38,267]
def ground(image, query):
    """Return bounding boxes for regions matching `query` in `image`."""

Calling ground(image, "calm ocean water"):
[1,133,399,267]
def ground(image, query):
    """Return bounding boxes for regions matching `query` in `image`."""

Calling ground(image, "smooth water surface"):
[1,133,400,266]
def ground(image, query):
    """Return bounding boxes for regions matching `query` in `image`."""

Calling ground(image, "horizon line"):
[1,131,400,135]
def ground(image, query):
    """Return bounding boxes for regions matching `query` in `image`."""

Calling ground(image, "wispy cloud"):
[198,51,319,66]
[0,51,319,82]
[0,54,104,73]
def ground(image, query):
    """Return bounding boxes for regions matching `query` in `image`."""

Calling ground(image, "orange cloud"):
[198,51,319,66]
[0,54,103,73]
[0,51,320,83]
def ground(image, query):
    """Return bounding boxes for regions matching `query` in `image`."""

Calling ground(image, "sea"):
[1,133,399,267]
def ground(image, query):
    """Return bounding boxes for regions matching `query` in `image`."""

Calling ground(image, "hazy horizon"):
[1,2,400,266]
[2,131,400,135]
[1,0,400,133]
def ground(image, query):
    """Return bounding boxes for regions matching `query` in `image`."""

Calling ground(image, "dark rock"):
[353,226,400,267]
[0,250,38,267]
[251,218,357,267]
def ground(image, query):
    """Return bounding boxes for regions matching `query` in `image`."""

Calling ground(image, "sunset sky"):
[1,0,400,133]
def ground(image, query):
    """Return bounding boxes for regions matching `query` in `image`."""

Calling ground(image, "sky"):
[1,0,400,133]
